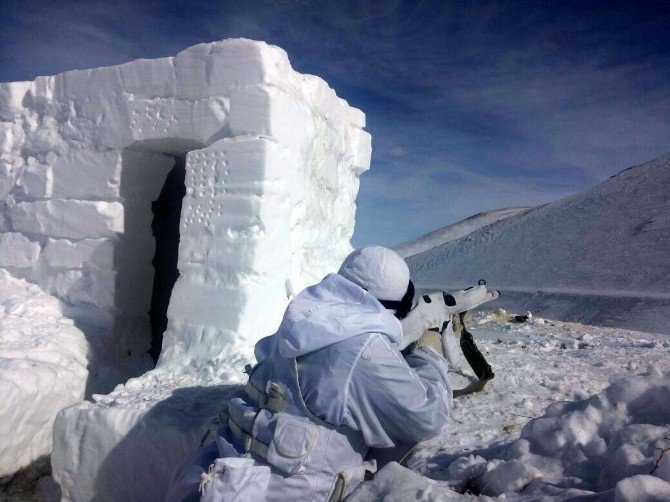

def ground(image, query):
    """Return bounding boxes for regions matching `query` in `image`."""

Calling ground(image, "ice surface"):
[406,154,670,335]
[0,271,88,477]
[0,38,371,496]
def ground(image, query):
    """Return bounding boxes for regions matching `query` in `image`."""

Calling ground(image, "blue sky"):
[1,1,669,247]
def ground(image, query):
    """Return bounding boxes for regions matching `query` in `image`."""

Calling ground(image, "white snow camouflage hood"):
[338,246,410,302]
[276,273,403,358]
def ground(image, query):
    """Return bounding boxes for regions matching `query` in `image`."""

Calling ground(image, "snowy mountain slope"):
[349,311,670,500]
[406,153,670,334]
[0,271,88,479]
[395,207,532,258]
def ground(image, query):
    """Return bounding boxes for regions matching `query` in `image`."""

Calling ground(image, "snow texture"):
[0,271,88,478]
[465,371,670,498]
[406,154,670,335]
[349,311,670,500]
[0,38,371,498]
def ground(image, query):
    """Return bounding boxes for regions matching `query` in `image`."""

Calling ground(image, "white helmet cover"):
[338,246,411,302]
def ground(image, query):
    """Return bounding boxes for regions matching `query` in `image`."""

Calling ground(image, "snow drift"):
[0,271,88,478]
[406,154,670,335]
[442,370,670,499]
[0,38,374,499]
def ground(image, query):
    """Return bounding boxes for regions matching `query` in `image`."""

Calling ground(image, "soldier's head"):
[338,246,414,319]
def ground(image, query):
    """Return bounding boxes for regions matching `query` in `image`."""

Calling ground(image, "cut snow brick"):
[117,57,177,99]
[9,200,124,239]
[0,232,40,267]
[53,269,116,310]
[20,157,52,198]
[45,238,115,270]
[49,150,123,200]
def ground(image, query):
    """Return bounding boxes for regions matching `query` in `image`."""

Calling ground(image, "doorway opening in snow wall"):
[149,156,186,365]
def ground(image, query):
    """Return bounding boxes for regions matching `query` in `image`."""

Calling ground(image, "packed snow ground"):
[0,271,88,480]
[350,310,670,500]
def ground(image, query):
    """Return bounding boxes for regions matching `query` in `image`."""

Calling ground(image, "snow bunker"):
[0,39,370,496]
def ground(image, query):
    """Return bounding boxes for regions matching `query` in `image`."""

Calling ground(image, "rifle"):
[400,279,498,397]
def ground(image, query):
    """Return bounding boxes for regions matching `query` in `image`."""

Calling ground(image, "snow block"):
[0,122,23,155]
[0,232,40,267]
[98,95,229,152]
[19,157,51,198]
[20,150,123,200]
[53,269,116,310]
[52,377,240,502]
[174,39,288,99]
[44,238,115,270]
[9,200,124,239]
[118,57,177,99]
[20,152,122,200]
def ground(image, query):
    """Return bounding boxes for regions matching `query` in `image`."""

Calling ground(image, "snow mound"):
[407,153,670,335]
[0,270,88,477]
[444,371,670,498]
[395,207,531,258]
[615,475,670,501]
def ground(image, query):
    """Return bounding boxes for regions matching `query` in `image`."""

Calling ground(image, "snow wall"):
[407,154,670,335]
[0,39,370,496]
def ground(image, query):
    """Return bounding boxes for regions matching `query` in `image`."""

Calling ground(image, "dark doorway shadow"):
[149,157,186,365]
[82,143,196,397]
